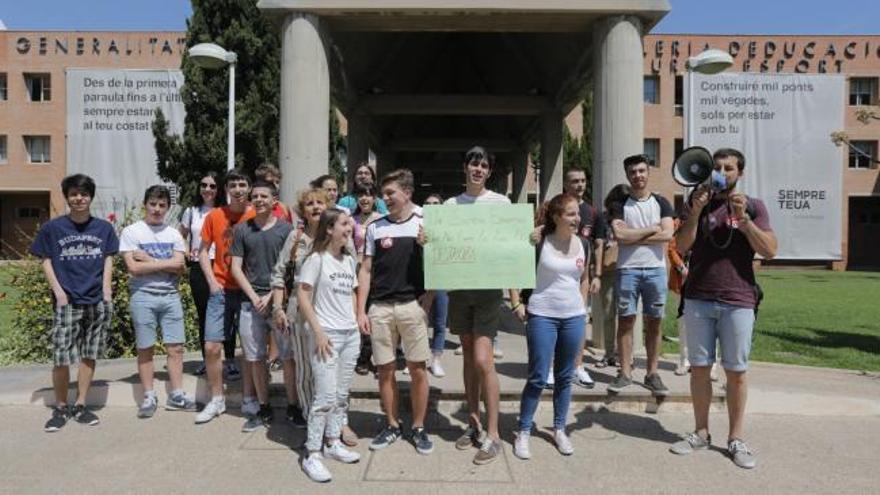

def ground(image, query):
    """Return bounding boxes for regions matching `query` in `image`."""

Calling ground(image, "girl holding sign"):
[514,193,591,460]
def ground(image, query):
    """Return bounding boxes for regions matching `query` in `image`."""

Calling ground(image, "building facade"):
[0,31,184,257]
[1,29,877,268]
[642,35,880,269]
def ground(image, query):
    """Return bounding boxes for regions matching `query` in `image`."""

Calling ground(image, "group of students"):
[32,144,776,479]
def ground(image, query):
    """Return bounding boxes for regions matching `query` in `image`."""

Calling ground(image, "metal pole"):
[227,61,236,171]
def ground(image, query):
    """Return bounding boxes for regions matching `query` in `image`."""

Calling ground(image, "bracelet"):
[273,307,285,314]
[511,302,522,311]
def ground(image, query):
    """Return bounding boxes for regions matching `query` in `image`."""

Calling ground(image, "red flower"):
[107,213,117,223]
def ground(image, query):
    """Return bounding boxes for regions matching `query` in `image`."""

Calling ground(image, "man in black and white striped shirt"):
[357,169,434,455]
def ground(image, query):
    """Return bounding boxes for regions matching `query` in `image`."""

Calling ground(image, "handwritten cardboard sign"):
[423,204,536,290]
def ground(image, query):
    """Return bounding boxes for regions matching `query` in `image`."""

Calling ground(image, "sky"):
[0,0,878,34]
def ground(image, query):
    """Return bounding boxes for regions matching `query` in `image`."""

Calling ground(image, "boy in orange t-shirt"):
[195,169,256,424]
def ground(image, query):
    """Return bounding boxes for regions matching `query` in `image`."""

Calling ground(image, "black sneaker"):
[607,373,633,393]
[644,373,670,397]
[369,424,402,451]
[44,406,69,432]
[286,404,307,429]
[70,404,100,426]
[411,427,434,455]
[258,404,274,425]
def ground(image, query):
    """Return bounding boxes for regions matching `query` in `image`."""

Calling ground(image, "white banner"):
[66,69,185,221]
[686,73,845,260]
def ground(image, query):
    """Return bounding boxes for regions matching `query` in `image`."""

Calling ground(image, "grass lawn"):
[661,269,880,372]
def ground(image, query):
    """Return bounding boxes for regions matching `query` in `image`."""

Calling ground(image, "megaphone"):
[672,146,727,191]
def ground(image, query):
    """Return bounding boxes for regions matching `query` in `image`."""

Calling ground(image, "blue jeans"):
[204,289,241,361]
[518,313,586,432]
[430,291,448,355]
[129,291,185,350]
[682,298,755,372]
[616,267,668,318]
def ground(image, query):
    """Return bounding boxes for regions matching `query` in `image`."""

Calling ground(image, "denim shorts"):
[616,267,668,318]
[204,289,241,343]
[682,298,755,372]
[130,291,185,349]
[239,301,294,361]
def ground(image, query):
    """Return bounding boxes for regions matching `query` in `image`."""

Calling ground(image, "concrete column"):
[279,13,330,205]
[592,15,643,204]
[510,149,529,204]
[540,111,564,202]
[346,114,370,190]
[593,16,645,353]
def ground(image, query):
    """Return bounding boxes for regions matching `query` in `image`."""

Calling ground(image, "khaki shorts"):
[369,300,431,366]
[447,290,502,338]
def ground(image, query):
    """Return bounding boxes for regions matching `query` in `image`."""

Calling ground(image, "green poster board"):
[423,204,536,290]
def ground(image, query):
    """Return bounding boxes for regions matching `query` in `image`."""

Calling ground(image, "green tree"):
[329,109,347,186]
[531,88,595,202]
[153,0,281,204]
[154,0,349,202]
[563,88,594,202]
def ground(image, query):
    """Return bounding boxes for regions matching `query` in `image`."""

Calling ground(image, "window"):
[24,136,51,163]
[643,76,660,104]
[674,75,683,116]
[16,207,42,219]
[848,140,877,169]
[0,135,7,164]
[849,78,877,106]
[644,138,660,167]
[0,73,7,101]
[674,138,684,158]
[24,73,51,102]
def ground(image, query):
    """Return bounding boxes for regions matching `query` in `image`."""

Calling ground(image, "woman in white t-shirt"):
[514,193,591,460]
[178,172,220,375]
[296,208,362,483]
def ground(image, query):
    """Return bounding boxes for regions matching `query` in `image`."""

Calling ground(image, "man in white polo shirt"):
[608,154,674,397]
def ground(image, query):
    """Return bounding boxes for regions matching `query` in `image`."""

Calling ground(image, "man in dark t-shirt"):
[31,174,119,432]
[669,148,777,470]
[562,168,607,388]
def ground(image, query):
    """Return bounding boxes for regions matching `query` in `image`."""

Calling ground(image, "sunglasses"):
[200,183,218,190]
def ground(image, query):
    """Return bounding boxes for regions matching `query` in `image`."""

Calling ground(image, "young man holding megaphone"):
[670,147,777,470]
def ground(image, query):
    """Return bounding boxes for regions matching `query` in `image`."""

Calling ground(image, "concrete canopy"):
[260,0,669,201]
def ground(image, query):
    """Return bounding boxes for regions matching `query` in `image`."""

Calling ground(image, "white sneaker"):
[302,452,332,483]
[241,396,259,417]
[576,367,594,388]
[195,398,226,424]
[454,346,464,355]
[402,367,410,375]
[675,357,690,376]
[554,429,574,456]
[430,359,446,378]
[546,369,555,386]
[323,440,361,464]
[710,363,720,382]
[493,346,504,359]
[513,431,532,460]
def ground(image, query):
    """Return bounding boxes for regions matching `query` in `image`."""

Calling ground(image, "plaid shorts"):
[51,301,114,366]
